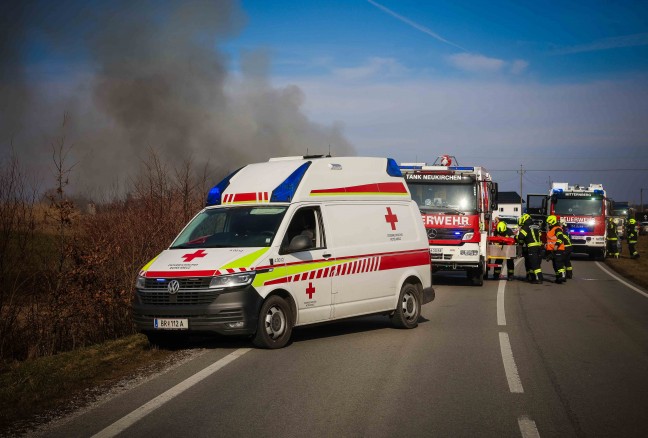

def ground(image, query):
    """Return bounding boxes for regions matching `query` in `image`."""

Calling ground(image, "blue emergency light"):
[386,158,403,177]
[206,167,242,206]
[448,166,475,171]
[270,161,311,202]
[399,165,423,170]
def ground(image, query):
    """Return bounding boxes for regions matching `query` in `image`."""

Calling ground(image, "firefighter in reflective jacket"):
[626,218,640,259]
[545,215,567,284]
[494,221,515,280]
[517,214,543,284]
[560,219,574,279]
[606,217,619,258]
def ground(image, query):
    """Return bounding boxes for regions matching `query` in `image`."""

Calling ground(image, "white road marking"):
[595,262,648,299]
[518,415,541,438]
[497,280,507,326]
[499,332,524,393]
[92,348,252,438]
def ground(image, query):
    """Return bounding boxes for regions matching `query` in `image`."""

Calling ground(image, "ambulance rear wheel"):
[391,283,420,329]
[253,295,293,349]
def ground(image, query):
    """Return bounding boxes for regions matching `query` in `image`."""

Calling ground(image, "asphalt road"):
[42,256,648,438]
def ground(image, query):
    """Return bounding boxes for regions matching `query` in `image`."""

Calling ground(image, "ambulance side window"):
[281,207,325,252]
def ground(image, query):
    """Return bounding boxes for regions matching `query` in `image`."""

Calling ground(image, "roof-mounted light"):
[386,158,402,177]
[270,162,311,202]
[206,167,242,206]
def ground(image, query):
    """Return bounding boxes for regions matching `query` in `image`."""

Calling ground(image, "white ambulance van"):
[133,156,434,348]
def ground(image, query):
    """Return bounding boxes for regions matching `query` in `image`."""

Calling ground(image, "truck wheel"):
[390,283,421,329]
[470,258,485,286]
[253,295,293,349]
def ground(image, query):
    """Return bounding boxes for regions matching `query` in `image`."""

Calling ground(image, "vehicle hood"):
[140,247,270,278]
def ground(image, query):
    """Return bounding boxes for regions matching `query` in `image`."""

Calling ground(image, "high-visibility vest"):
[546,226,565,251]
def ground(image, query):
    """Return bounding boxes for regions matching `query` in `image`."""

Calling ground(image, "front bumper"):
[132,284,263,336]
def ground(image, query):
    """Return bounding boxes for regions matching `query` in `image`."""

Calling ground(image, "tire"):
[390,283,421,329]
[470,258,485,286]
[253,295,293,349]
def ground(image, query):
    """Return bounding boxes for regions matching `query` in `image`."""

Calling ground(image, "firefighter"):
[606,217,619,258]
[560,219,574,279]
[493,221,515,280]
[626,218,640,259]
[517,214,543,284]
[545,215,567,284]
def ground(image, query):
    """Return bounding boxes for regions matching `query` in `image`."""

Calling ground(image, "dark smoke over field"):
[0,0,354,194]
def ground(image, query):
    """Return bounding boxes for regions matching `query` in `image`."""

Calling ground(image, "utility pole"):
[518,164,525,212]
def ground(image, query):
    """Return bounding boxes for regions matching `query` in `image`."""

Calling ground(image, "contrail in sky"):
[367,0,468,52]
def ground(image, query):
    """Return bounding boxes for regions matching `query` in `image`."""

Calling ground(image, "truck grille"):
[137,290,219,305]
[144,277,212,290]
[428,228,471,240]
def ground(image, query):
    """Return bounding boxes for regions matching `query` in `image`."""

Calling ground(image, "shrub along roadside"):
[0,334,176,435]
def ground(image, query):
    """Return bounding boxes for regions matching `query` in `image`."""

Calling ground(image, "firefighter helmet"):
[629,218,636,225]
[546,215,558,226]
[518,214,530,226]
[497,221,507,233]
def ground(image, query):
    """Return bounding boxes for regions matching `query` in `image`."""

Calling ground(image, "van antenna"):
[327,144,331,157]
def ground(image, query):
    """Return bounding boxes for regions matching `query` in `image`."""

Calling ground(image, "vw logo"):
[427,228,438,239]
[167,280,180,295]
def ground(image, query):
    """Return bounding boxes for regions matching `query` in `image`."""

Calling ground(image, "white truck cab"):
[133,156,434,348]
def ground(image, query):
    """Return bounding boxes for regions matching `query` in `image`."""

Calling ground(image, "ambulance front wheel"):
[253,295,293,349]
[391,283,421,329]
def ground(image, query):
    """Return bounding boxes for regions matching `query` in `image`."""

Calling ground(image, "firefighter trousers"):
[494,258,515,279]
[551,250,566,283]
[563,247,573,279]
[607,239,619,257]
[526,247,543,283]
[628,241,639,258]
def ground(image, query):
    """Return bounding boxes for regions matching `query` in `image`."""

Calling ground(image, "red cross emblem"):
[385,207,398,230]
[306,282,316,299]
[182,249,208,262]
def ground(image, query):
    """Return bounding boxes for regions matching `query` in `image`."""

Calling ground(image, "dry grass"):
[604,237,648,289]
[0,334,175,435]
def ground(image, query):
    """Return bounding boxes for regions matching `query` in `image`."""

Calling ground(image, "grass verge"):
[603,237,648,289]
[0,334,175,436]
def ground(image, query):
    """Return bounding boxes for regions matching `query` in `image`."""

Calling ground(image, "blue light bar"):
[270,162,311,202]
[399,165,423,170]
[206,167,242,206]
[448,166,474,171]
[593,189,604,195]
[386,158,402,177]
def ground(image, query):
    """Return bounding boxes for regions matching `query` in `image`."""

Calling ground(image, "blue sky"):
[224,0,648,205]
[3,0,648,206]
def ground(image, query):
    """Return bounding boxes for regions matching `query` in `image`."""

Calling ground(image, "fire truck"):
[546,182,611,260]
[400,155,498,286]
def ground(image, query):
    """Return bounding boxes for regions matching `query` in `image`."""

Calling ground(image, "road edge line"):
[594,262,648,299]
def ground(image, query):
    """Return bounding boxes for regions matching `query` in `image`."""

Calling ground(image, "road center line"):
[595,262,648,299]
[499,332,524,393]
[518,415,541,438]
[497,280,506,326]
[92,348,252,438]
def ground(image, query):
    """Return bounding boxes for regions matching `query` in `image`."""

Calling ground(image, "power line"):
[491,168,648,172]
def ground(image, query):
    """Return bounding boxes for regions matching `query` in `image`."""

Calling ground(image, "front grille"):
[144,277,212,290]
[138,290,219,305]
[428,228,472,240]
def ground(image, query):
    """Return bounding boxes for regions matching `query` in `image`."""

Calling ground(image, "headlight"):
[209,272,256,289]
[135,276,146,289]
[462,232,474,240]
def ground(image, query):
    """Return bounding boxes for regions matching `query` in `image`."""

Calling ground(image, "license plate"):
[430,247,443,254]
[154,318,188,330]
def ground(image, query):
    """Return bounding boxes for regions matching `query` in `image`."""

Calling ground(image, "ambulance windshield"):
[170,206,288,249]
[553,198,602,216]
[408,183,477,213]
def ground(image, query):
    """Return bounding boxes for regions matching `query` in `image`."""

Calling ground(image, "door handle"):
[322,253,332,258]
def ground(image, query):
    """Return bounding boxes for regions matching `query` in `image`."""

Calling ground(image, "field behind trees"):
[0,148,214,365]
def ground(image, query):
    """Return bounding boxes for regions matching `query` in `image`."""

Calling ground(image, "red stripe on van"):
[379,250,430,270]
[310,182,407,195]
